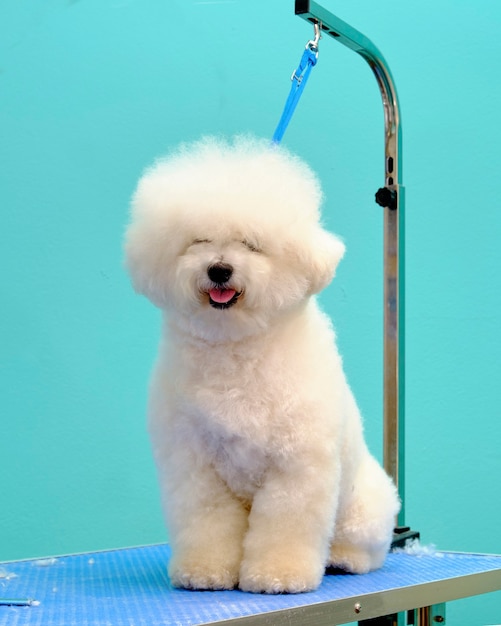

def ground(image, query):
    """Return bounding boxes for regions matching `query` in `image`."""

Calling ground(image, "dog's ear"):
[124,164,187,308]
[124,219,173,308]
[300,226,345,295]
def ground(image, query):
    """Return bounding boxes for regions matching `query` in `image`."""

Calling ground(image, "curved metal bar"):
[295,0,406,526]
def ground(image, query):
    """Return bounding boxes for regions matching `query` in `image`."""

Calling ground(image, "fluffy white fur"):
[124,136,400,594]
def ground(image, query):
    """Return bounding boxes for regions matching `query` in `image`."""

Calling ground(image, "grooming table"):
[1,544,500,626]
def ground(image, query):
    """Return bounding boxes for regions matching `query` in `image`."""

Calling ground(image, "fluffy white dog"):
[124,136,400,594]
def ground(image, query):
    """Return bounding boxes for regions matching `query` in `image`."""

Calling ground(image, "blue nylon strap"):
[272,46,318,145]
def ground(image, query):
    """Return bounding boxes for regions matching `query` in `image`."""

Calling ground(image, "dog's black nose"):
[208,263,233,284]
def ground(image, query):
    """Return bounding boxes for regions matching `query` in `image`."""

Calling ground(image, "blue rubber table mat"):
[1,544,501,626]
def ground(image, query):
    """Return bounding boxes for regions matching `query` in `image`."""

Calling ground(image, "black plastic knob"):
[375,187,397,210]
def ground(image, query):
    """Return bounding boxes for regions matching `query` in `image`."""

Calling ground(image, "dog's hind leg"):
[328,454,400,574]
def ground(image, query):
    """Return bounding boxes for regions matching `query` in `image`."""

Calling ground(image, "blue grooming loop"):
[1,545,501,625]
[272,27,319,144]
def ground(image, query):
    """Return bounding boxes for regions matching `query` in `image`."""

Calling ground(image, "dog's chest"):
[185,387,272,499]
[207,430,268,500]
[173,342,297,498]
[180,345,282,498]
[193,381,273,461]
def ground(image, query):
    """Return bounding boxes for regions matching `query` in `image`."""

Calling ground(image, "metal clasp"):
[306,21,321,53]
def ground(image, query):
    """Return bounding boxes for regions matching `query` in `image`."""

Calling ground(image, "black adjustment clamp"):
[375,186,397,211]
[391,525,421,550]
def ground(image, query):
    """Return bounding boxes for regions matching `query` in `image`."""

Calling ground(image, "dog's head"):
[124,136,345,342]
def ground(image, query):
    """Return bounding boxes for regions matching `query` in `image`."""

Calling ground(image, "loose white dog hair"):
[125,136,400,594]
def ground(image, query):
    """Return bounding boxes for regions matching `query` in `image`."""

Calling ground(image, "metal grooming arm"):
[295,0,406,527]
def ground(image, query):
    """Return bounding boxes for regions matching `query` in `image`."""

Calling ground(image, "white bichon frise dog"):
[124,136,400,594]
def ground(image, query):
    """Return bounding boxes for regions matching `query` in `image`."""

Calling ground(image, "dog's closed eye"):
[190,238,262,253]
[241,240,262,254]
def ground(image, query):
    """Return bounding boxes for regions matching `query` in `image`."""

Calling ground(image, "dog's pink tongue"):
[209,288,236,304]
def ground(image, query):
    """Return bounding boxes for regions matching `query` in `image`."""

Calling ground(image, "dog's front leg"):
[164,460,248,591]
[239,453,339,593]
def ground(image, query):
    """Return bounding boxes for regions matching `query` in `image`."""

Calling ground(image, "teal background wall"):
[1,1,500,622]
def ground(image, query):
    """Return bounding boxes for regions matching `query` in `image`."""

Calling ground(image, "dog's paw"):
[239,558,323,594]
[168,557,239,591]
[328,543,386,575]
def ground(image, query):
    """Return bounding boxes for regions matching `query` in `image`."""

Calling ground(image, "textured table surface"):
[1,544,501,626]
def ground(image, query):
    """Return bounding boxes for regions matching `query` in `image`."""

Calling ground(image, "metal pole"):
[295,0,406,526]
